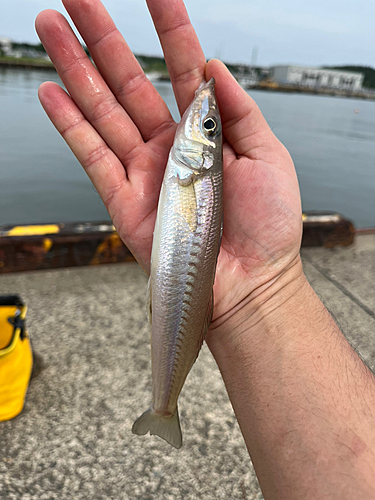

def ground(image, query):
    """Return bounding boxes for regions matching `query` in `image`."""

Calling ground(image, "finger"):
[38,81,129,214]
[36,10,143,168]
[61,0,175,141]
[146,0,206,115]
[205,59,282,160]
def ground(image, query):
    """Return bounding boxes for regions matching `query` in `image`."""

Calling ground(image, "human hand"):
[36,0,303,337]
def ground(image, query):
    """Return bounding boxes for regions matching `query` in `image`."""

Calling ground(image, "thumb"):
[205,59,279,158]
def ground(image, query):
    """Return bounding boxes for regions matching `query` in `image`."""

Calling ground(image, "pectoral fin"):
[177,177,198,233]
[177,171,196,186]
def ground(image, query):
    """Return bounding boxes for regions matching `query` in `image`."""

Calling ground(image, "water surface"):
[0,67,374,228]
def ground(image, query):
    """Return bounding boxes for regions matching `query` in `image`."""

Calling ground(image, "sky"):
[1,0,375,67]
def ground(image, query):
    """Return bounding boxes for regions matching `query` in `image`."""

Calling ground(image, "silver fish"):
[132,78,223,448]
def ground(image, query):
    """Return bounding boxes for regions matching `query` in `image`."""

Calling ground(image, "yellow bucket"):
[0,295,33,421]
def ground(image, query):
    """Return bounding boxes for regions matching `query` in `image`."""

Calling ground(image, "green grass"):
[0,55,54,67]
[136,55,169,76]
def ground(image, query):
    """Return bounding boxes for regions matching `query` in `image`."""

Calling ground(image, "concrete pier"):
[0,234,375,499]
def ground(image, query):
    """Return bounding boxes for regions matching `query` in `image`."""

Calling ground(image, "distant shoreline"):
[2,57,375,100]
[247,83,375,101]
[0,57,55,70]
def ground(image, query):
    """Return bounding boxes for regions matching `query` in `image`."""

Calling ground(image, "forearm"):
[208,258,375,500]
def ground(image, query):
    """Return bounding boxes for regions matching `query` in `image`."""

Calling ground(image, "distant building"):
[0,37,12,56]
[236,69,259,88]
[269,65,364,91]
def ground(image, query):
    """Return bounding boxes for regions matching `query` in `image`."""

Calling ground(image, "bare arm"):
[207,258,375,499]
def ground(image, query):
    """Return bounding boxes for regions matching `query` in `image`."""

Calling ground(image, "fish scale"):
[132,79,223,448]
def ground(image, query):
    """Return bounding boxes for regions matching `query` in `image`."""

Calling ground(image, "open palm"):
[36,0,302,329]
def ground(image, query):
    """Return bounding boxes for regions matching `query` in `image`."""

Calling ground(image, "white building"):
[0,37,12,56]
[270,65,364,91]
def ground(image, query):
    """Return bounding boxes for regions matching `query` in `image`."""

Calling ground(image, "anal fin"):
[195,290,214,362]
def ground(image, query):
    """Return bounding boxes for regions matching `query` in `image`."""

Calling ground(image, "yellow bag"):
[0,295,33,421]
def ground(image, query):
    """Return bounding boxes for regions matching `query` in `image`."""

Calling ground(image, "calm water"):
[0,67,374,228]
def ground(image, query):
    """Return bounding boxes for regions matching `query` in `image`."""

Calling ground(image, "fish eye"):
[203,117,217,134]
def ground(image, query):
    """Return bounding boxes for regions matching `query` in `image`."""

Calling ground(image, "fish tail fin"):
[132,407,182,449]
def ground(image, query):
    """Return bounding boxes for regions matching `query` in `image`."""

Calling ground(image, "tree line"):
[324,66,375,89]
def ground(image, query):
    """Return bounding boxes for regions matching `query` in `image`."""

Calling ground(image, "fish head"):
[173,78,222,172]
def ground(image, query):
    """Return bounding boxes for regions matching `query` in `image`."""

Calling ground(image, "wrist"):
[207,255,310,362]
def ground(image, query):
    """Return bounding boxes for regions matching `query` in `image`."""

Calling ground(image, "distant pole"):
[251,46,258,67]
[215,41,225,61]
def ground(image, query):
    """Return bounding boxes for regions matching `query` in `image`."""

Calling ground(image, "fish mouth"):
[195,78,215,96]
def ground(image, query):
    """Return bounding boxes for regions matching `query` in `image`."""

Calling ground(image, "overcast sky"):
[1,0,374,67]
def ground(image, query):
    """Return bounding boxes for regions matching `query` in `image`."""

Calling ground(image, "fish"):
[132,78,223,449]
